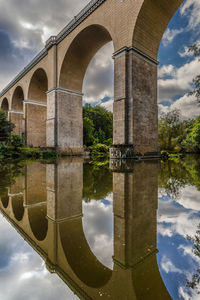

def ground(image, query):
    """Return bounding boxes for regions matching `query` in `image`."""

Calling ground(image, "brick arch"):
[59,24,113,93]
[28,68,48,103]
[11,86,24,111]
[132,0,184,60]
[1,97,9,116]
[26,68,48,147]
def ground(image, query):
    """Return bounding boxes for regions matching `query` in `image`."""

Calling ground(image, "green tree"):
[188,43,200,102]
[159,109,183,152]
[83,117,95,146]
[0,110,15,142]
[83,104,113,146]
[183,117,200,152]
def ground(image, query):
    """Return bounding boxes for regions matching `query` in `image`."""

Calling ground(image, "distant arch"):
[1,98,9,116]
[1,193,9,209]
[26,68,48,147]
[59,24,113,92]
[11,86,24,111]
[28,68,48,103]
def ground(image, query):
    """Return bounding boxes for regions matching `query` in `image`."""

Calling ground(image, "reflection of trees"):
[159,160,191,199]
[0,162,24,197]
[159,156,200,200]
[83,164,112,202]
[187,224,200,294]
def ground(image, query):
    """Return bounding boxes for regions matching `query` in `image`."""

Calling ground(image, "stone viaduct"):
[0,159,171,299]
[0,0,183,158]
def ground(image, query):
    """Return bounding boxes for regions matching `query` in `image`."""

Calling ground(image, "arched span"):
[132,0,184,60]
[26,68,48,147]
[28,68,48,103]
[12,196,24,222]
[59,218,112,288]
[11,86,24,111]
[1,194,9,209]
[59,24,113,92]
[1,98,9,116]
[28,205,48,241]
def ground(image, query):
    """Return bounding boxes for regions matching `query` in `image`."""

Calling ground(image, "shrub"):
[90,143,109,160]
[9,133,24,148]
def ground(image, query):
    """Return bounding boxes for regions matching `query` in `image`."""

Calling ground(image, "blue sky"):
[0,0,200,118]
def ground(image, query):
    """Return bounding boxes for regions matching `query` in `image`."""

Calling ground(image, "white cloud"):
[181,0,200,31]
[0,214,78,300]
[176,185,200,211]
[100,99,114,112]
[82,196,114,269]
[158,58,200,104]
[161,255,183,274]
[162,28,183,47]
[159,94,200,119]
[83,42,114,104]
[158,64,175,79]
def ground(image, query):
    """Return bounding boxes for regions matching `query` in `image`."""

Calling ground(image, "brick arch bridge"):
[0,0,183,158]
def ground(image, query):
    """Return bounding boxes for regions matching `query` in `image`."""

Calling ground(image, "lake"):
[0,156,200,300]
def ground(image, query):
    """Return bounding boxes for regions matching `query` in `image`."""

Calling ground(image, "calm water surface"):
[0,156,200,300]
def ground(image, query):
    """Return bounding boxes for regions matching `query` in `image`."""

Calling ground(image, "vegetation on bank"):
[83,104,113,160]
[0,109,58,161]
[159,109,200,155]
[0,105,113,161]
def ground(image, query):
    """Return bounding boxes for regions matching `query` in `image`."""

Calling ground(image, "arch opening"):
[10,86,24,136]
[55,25,113,153]
[1,98,9,117]
[26,68,48,147]
[59,25,113,92]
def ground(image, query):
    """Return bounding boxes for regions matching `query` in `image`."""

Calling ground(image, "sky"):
[0,0,200,118]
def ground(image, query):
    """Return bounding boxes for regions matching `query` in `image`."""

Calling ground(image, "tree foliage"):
[83,104,113,147]
[188,42,200,101]
[158,109,200,153]
[0,110,15,142]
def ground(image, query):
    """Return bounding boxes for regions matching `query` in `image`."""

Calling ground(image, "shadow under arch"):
[59,24,113,92]
[132,0,184,60]
[59,217,112,288]
[11,86,24,111]
[28,205,48,241]
[12,196,24,222]
[26,68,48,147]
[1,193,9,209]
[1,98,9,116]
[28,68,48,102]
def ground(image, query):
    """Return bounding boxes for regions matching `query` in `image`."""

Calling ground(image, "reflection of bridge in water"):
[0,159,171,299]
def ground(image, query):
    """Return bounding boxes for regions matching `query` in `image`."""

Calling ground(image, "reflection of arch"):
[12,196,24,221]
[132,254,171,299]
[1,194,9,208]
[60,218,112,288]
[59,24,113,92]
[11,86,24,111]
[1,98,9,116]
[132,0,184,59]
[28,205,48,241]
[28,68,48,102]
